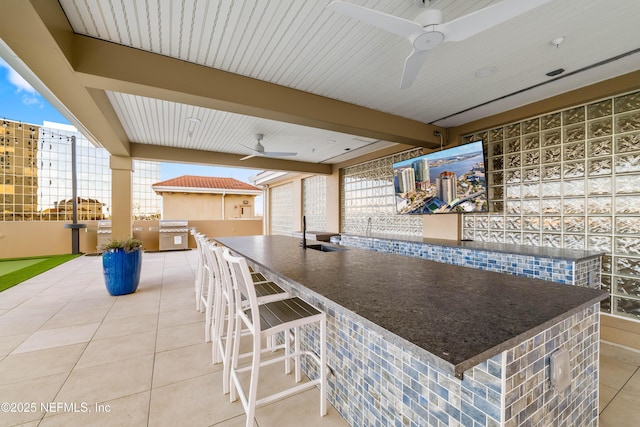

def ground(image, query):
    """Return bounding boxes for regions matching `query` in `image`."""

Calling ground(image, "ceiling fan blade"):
[240,153,258,161]
[327,1,423,39]
[239,142,261,152]
[439,0,553,42]
[264,152,297,157]
[400,49,430,89]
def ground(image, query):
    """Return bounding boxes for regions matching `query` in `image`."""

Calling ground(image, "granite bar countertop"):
[342,233,604,261]
[216,235,607,377]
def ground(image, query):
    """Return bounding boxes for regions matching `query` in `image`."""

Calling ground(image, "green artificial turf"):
[0,254,82,293]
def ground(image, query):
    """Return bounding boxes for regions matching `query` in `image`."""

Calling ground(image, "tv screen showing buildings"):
[392,141,488,214]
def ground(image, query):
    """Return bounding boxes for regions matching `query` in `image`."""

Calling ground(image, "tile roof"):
[152,175,260,192]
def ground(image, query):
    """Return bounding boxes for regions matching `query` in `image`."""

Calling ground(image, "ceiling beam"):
[72,35,444,150]
[0,0,131,156]
[130,143,333,175]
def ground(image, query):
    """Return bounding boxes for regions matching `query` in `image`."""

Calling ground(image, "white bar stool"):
[223,250,327,426]
[191,230,206,311]
[212,246,290,393]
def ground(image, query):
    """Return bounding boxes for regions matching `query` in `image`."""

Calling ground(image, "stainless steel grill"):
[159,220,189,251]
[97,220,112,251]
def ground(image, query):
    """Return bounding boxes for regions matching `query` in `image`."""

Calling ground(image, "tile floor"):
[0,251,638,426]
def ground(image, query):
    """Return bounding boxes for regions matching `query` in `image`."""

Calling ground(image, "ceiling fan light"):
[549,36,565,48]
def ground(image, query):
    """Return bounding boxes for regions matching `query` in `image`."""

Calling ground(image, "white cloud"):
[22,94,41,106]
[0,57,37,94]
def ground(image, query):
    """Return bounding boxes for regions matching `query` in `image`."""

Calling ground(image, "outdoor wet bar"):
[215,235,608,426]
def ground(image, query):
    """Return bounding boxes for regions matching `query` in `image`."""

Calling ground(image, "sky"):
[0,58,260,184]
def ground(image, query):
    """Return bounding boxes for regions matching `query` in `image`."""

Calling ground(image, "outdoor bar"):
[216,235,608,426]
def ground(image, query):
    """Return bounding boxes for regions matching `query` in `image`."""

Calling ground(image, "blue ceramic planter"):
[102,248,142,296]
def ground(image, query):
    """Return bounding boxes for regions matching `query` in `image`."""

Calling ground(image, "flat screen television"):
[392,140,488,214]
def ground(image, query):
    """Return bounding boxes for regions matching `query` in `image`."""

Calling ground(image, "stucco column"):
[110,155,133,240]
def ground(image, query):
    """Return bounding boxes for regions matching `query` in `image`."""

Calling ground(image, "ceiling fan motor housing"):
[415,8,443,27]
[412,31,444,50]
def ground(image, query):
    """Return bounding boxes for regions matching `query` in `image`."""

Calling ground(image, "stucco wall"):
[0,219,262,258]
[161,193,256,220]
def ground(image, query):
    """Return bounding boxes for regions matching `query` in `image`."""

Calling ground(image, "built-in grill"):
[159,220,189,251]
[97,220,112,251]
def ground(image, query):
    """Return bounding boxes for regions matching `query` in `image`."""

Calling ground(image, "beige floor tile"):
[41,307,110,330]
[601,342,640,366]
[159,290,194,312]
[148,372,245,427]
[599,383,617,413]
[70,286,118,302]
[0,333,29,357]
[93,313,158,341]
[232,356,315,400]
[155,320,206,352]
[75,330,157,369]
[255,388,347,427]
[38,285,90,300]
[158,307,204,329]
[599,354,638,390]
[0,287,50,310]
[0,311,58,337]
[7,421,40,427]
[39,391,150,427]
[1,305,60,321]
[229,358,345,427]
[1,298,61,314]
[0,373,68,426]
[103,298,160,322]
[599,390,640,427]
[55,354,154,404]
[12,322,100,354]
[60,298,116,313]
[211,415,258,426]
[619,368,640,394]
[152,341,220,388]
[0,343,86,385]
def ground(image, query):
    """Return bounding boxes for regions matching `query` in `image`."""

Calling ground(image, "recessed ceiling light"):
[474,66,496,78]
[546,68,565,77]
[327,139,336,144]
[186,117,200,124]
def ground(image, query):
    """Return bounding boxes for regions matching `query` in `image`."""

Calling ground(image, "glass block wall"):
[303,175,326,231]
[461,90,640,321]
[341,148,424,237]
[269,182,294,236]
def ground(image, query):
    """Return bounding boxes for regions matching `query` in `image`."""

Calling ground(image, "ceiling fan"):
[240,134,297,161]
[327,0,553,89]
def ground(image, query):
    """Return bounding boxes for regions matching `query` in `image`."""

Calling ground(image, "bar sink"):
[305,243,348,252]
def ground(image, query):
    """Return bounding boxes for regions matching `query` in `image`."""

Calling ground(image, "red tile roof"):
[152,175,260,192]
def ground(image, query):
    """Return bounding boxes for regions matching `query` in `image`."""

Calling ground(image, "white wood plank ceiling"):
[58,0,640,163]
